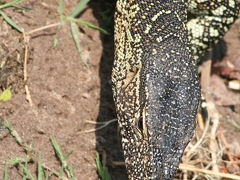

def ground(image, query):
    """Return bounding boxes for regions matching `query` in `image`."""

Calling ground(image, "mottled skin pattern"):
[112,0,239,179]
[188,0,239,63]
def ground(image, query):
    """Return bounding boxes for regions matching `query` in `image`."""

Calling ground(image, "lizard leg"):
[187,0,239,64]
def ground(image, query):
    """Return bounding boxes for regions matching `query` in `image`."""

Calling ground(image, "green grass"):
[54,0,108,67]
[0,1,23,103]
[1,1,110,179]
[2,120,75,180]
[0,0,108,67]
[0,0,25,32]
[96,152,111,180]
[4,164,8,180]
[51,136,74,179]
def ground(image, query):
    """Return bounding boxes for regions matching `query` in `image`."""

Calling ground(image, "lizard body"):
[112,0,239,179]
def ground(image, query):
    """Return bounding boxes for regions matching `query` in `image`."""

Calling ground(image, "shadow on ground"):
[89,0,128,179]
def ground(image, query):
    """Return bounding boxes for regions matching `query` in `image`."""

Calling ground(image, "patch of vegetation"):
[0,0,25,32]
[96,152,111,180]
[51,136,74,179]
[55,0,108,67]
[0,0,108,67]
[0,1,111,179]
[1,120,75,180]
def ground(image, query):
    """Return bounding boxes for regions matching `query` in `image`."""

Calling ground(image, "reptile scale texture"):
[112,0,239,179]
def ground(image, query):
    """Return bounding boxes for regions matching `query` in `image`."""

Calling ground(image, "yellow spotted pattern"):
[112,0,239,179]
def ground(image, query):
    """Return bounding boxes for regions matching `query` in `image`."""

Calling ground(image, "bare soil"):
[0,1,239,180]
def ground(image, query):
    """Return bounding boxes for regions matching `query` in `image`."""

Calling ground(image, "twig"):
[23,32,33,107]
[25,85,33,106]
[226,120,240,132]
[85,119,117,125]
[208,100,220,173]
[186,117,210,158]
[219,124,239,171]
[197,112,205,131]
[200,59,212,94]
[183,169,188,180]
[21,23,65,106]
[179,163,240,180]
[79,119,117,134]
[109,161,240,179]
[23,33,29,82]
[26,23,60,35]
[234,153,240,158]
[109,161,125,166]
[41,163,68,180]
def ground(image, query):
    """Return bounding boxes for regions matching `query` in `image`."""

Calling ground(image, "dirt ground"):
[0,1,239,180]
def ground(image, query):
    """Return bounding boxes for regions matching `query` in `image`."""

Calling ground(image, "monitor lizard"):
[112,0,239,179]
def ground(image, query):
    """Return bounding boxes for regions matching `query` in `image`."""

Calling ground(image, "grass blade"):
[96,152,111,180]
[0,10,23,32]
[53,21,64,47]
[11,5,31,11]
[70,0,90,17]
[59,165,64,177]
[23,158,28,180]
[51,136,74,179]
[96,152,103,177]
[70,22,88,67]
[53,38,58,47]
[19,162,35,180]
[4,164,8,180]
[68,163,74,178]
[43,168,50,180]
[0,0,24,9]
[5,157,35,180]
[38,152,42,180]
[54,0,65,47]
[103,167,111,180]
[4,158,20,164]
[58,0,64,14]
[51,136,64,163]
[63,150,73,161]
[68,17,108,34]
[4,120,24,145]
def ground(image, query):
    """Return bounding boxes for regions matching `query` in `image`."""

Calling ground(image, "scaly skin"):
[112,0,239,179]
[188,0,239,63]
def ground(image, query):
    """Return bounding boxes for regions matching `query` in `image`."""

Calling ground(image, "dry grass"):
[178,60,240,179]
